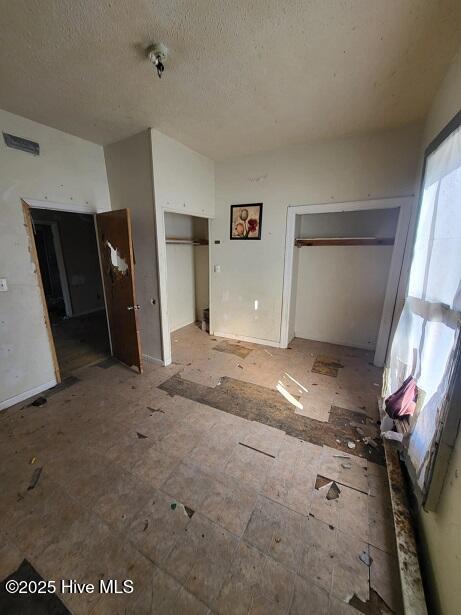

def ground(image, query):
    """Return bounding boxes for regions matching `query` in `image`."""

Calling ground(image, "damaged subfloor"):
[0,324,403,614]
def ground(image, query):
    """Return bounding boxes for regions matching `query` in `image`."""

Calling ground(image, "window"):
[385,111,461,505]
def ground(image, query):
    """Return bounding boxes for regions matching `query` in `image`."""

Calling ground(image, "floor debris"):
[341,463,352,469]
[312,355,344,377]
[170,502,177,510]
[183,505,195,519]
[143,520,149,531]
[29,457,37,465]
[359,551,372,567]
[213,340,252,359]
[315,475,333,490]
[147,406,165,414]
[315,475,342,500]
[136,432,148,439]
[27,467,42,490]
[348,441,356,449]
[364,436,378,449]
[238,442,276,458]
[349,589,394,614]
[30,397,47,407]
[326,481,341,500]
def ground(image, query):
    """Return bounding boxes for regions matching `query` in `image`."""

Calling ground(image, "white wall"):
[211,124,422,345]
[298,207,399,238]
[294,245,393,349]
[151,129,214,363]
[165,211,194,238]
[0,109,110,409]
[166,243,196,332]
[104,130,162,363]
[165,213,196,332]
[151,129,215,217]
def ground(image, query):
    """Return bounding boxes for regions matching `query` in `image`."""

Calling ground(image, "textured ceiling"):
[1,0,460,159]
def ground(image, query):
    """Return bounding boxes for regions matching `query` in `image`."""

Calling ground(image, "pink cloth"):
[385,375,417,420]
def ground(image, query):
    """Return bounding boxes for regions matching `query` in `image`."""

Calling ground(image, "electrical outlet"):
[0,278,8,291]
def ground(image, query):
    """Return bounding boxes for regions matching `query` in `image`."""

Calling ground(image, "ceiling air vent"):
[3,132,40,155]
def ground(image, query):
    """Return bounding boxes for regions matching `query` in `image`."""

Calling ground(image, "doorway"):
[162,211,210,363]
[29,207,111,377]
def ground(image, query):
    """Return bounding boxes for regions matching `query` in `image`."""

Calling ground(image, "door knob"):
[127,305,141,311]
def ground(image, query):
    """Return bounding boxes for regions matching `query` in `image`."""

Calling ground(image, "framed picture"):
[230,203,263,240]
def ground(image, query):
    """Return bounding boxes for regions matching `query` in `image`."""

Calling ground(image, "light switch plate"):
[0,278,7,291]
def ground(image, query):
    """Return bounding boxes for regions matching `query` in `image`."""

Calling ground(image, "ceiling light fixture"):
[147,43,168,79]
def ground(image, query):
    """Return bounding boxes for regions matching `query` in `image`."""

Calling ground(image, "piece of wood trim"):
[295,237,394,247]
[22,200,61,385]
[384,441,428,614]
[166,237,209,245]
[212,330,281,348]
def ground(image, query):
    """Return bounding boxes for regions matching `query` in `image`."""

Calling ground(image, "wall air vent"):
[3,132,40,155]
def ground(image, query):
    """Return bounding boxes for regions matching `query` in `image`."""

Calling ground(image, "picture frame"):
[230,203,263,240]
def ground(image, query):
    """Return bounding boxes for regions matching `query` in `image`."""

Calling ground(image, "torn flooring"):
[0,324,402,614]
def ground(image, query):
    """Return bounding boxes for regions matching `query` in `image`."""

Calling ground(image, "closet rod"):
[165,237,209,246]
[295,237,394,247]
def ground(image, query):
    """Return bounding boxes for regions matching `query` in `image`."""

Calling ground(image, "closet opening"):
[164,212,210,351]
[281,198,413,366]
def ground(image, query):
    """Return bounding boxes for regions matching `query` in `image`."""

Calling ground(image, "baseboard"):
[0,378,58,412]
[294,333,375,352]
[142,353,164,366]
[213,331,281,349]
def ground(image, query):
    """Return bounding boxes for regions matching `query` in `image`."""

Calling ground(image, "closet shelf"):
[295,236,394,247]
[166,237,209,246]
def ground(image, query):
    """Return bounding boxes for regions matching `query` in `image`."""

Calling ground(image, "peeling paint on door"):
[105,240,128,275]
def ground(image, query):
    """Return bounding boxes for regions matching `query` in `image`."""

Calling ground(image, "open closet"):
[291,207,399,351]
[164,212,210,333]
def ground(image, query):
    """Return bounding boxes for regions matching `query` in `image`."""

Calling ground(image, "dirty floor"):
[0,325,402,614]
[51,310,111,378]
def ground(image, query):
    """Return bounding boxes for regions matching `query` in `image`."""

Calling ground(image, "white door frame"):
[156,207,212,366]
[280,197,413,366]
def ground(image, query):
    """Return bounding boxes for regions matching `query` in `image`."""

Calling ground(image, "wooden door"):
[96,209,143,373]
